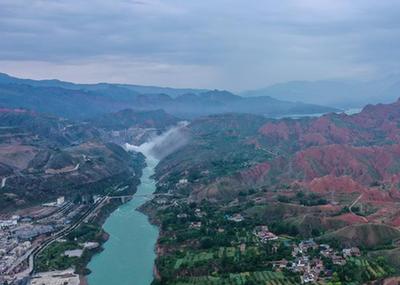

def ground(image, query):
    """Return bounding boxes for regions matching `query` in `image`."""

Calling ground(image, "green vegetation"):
[320,224,400,249]
[35,212,114,274]
[151,195,398,285]
[369,248,400,274]
[36,241,82,272]
[168,271,299,285]
[329,257,394,284]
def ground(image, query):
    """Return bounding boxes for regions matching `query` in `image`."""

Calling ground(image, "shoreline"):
[78,198,127,284]
[138,202,162,282]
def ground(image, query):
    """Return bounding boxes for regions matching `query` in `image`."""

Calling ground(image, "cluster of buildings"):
[0,216,20,229]
[272,238,361,284]
[13,224,54,241]
[0,199,87,284]
[0,216,35,282]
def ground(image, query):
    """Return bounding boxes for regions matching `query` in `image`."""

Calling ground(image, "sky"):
[1,0,400,91]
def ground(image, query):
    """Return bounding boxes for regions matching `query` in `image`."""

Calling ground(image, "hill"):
[320,224,400,248]
[155,99,400,239]
[0,108,178,212]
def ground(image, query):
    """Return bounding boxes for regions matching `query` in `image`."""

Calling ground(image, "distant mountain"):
[0,72,207,98]
[0,73,338,119]
[241,77,400,108]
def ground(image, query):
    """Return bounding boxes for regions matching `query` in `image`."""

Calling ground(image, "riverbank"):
[76,198,132,285]
[33,156,146,283]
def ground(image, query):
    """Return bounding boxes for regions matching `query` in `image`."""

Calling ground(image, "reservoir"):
[87,155,159,285]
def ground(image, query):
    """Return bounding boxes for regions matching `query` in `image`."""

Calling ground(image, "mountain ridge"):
[0,73,339,120]
[241,77,400,108]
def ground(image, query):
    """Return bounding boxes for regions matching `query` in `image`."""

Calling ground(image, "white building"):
[0,219,17,228]
[57,196,65,206]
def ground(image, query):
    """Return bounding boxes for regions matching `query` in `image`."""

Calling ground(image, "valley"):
[2,1,400,285]
[1,75,400,285]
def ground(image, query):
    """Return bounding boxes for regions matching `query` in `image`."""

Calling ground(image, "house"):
[342,248,352,258]
[226,213,244,222]
[292,245,302,257]
[82,242,100,250]
[351,247,361,257]
[189,222,202,229]
[332,254,346,266]
[343,247,361,258]
[319,244,330,250]
[273,259,289,270]
[57,196,65,206]
[312,258,325,275]
[0,219,17,229]
[64,249,83,258]
[299,239,318,252]
[292,256,310,273]
[260,232,278,242]
[320,246,333,258]
[302,272,316,283]
[254,226,278,242]
[194,209,206,218]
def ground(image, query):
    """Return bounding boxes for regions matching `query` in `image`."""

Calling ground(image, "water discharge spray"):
[124,121,189,160]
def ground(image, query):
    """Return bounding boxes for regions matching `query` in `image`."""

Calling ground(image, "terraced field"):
[347,257,387,280]
[174,271,298,285]
[173,246,260,270]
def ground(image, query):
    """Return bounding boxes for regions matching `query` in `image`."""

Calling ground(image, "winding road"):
[349,194,368,223]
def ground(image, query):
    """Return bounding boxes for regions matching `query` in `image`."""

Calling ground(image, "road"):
[12,186,157,280]
[349,194,363,213]
[1,177,7,188]
[349,194,368,222]
[32,197,107,271]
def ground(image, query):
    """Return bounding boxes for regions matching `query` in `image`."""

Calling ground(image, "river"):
[87,155,159,285]
[87,123,187,285]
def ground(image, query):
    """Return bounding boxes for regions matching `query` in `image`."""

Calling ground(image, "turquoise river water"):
[88,156,159,285]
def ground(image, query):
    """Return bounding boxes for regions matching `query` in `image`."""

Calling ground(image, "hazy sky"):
[1,0,400,91]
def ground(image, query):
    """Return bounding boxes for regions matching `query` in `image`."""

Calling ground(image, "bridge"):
[107,193,174,200]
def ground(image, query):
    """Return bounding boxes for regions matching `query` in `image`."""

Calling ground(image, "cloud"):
[0,0,400,90]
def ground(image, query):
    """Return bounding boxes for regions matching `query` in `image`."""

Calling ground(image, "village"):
[152,194,372,285]
[235,218,361,283]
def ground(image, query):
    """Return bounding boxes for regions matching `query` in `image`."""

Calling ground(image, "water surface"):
[88,156,159,285]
